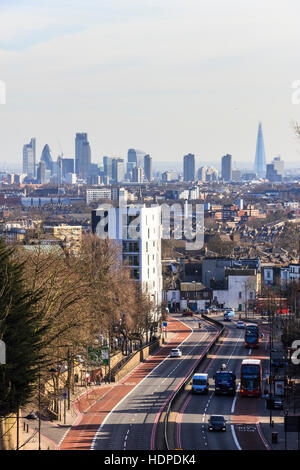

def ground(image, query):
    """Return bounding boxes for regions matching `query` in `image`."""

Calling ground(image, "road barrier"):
[163,314,224,450]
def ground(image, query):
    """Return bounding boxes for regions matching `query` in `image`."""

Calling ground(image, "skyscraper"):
[23,138,36,178]
[75,133,91,179]
[266,156,284,182]
[112,158,125,182]
[183,154,195,181]
[61,158,75,178]
[254,122,267,178]
[144,154,152,182]
[221,154,232,181]
[40,144,53,172]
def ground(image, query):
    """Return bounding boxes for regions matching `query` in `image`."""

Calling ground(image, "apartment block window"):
[239,292,242,299]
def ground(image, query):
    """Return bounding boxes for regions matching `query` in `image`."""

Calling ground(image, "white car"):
[236,321,245,329]
[170,348,182,358]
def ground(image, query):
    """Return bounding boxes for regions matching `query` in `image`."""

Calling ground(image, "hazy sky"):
[1,0,300,171]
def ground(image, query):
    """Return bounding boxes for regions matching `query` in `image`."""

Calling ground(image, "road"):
[92,314,219,450]
[171,314,270,450]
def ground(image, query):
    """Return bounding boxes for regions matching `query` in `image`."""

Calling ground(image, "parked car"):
[182,311,193,317]
[170,348,182,358]
[236,321,245,329]
[208,415,227,432]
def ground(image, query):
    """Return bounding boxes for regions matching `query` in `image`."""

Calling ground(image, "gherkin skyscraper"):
[254,122,266,178]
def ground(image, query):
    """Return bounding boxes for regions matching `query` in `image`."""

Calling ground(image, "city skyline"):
[1,1,300,168]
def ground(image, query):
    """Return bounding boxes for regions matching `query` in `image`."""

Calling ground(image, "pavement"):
[20,316,185,451]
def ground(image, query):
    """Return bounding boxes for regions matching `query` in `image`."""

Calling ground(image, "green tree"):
[0,239,45,417]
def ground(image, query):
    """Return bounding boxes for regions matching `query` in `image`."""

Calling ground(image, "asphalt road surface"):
[173,315,270,451]
[92,314,219,450]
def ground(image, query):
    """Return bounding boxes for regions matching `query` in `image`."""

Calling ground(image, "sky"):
[1,0,300,171]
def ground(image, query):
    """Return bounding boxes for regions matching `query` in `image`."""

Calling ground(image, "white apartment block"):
[99,205,163,312]
[213,270,260,310]
[86,188,112,204]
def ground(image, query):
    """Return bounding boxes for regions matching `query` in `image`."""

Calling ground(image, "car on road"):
[223,314,231,321]
[170,348,182,358]
[182,310,193,317]
[208,415,227,432]
[236,321,245,329]
[191,373,209,394]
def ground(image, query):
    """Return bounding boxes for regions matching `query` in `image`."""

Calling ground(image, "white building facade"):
[96,205,163,310]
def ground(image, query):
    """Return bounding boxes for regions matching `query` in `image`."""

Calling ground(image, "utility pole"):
[38,369,41,450]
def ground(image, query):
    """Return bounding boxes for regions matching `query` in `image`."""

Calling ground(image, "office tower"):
[183,154,195,181]
[111,158,125,183]
[254,122,267,178]
[103,156,113,180]
[161,171,171,182]
[221,154,232,181]
[206,167,219,182]
[132,166,143,183]
[144,154,152,182]
[65,173,77,184]
[92,204,162,311]
[37,161,46,184]
[23,138,36,178]
[75,133,91,179]
[40,144,53,172]
[266,156,284,182]
[61,158,74,178]
[127,149,147,172]
[197,166,207,182]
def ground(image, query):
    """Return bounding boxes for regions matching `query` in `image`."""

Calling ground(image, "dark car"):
[182,310,193,317]
[208,415,226,432]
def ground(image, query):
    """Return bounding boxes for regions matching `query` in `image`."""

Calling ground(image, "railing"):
[105,338,161,382]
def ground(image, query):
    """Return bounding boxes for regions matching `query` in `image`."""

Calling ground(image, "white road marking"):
[231,425,242,450]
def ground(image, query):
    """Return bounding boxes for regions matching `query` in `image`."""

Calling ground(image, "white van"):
[191,373,209,394]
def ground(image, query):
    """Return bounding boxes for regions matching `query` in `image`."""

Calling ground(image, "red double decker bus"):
[255,297,289,315]
[240,359,262,397]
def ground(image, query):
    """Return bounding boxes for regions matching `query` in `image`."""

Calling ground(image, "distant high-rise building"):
[40,144,53,172]
[112,158,125,182]
[61,158,75,178]
[183,154,195,181]
[37,161,46,184]
[127,149,147,174]
[103,156,113,181]
[23,138,36,178]
[197,166,207,182]
[254,122,267,178]
[144,154,152,182]
[221,154,232,181]
[161,171,172,182]
[75,133,91,179]
[266,156,284,182]
[222,153,232,181]
[132,166,143,183]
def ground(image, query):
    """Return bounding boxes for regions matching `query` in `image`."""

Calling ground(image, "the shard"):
[254,122,266,178]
